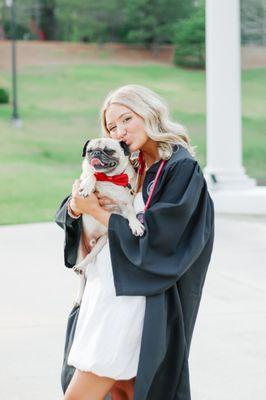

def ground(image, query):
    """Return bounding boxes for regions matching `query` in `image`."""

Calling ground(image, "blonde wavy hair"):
[100,84,196,160]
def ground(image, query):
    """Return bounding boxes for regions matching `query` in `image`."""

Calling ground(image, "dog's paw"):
[129,218,145,237]
[78,186,93,198]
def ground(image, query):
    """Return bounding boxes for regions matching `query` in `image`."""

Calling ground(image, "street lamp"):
[6,0,22,127]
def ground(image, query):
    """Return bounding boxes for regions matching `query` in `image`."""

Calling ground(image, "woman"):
[55,84,215,400]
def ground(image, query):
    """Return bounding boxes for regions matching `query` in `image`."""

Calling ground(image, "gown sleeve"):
[108,158,214,296]
[54,195,82,268]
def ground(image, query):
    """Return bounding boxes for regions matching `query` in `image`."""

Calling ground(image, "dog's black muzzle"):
[88,148,119,170]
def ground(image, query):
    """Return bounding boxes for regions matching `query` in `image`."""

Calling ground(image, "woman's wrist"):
[67,194,111,227]
[68,198,82,218]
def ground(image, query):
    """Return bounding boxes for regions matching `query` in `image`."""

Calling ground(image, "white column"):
[204,0,256,190]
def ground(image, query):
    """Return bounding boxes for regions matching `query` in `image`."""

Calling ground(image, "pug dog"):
[72,137,145,305]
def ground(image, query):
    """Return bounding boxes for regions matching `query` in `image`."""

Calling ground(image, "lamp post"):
[6,0,22,127]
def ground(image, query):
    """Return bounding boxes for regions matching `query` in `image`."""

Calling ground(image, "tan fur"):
[73,138,144,306]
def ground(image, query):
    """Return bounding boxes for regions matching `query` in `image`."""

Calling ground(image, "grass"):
[0,63,265,225]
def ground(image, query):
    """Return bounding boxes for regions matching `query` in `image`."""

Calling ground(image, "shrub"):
[0,88,9,104]
[3,20,31,40]
[173,3,205,69]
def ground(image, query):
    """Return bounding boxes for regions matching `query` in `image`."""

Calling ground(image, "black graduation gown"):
[55,145,215,400]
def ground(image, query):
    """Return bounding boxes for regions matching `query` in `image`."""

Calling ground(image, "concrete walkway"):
[0,215,265,400]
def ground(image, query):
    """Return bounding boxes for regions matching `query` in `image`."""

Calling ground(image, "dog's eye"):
[104,148,116,156]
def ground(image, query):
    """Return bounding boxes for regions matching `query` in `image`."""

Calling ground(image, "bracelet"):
[67,198,81,219]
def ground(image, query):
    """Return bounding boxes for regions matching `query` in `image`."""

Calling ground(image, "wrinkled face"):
[82,137,130,175]
[105,104,150,153]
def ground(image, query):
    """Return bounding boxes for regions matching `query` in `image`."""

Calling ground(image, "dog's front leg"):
[79,174,96,198]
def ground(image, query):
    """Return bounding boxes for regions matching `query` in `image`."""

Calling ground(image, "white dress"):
[67,192,146,380]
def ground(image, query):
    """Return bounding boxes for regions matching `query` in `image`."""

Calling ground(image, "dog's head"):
[82,138,131,175]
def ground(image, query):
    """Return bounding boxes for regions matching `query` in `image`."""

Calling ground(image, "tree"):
[4,0,199,46]
[50,0,196,46]
[173,1,205,69]
[241,0,266,46]
[3,0,56,40]
[39,0,57,40]
[123,0,194,49]
[55,0,127,43]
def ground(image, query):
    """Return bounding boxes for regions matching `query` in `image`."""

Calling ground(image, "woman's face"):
[105,103,150,153]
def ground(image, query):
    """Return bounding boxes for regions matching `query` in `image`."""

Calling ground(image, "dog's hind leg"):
[73,235,107,306]
[73,274,87,307]
[73,234,107,272]
[121,203,145,237]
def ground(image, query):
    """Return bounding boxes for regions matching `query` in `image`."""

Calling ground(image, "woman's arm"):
[55,195,82,268]
[55,195,79,229]
[56,179,112,228]
[108,158,215,296]
[70,190,111,228]
[55,181,112,268]
[55,179,83,229]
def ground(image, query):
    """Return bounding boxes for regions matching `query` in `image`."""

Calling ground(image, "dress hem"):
[67,361,137,380]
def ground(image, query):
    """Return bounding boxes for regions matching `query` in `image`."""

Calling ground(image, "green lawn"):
[0,64,265,225]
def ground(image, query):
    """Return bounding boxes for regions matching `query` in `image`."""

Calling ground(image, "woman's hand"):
[95,191,118,211]
[70,179,101,216]
[69,180,112,227]
[69,179,82,216]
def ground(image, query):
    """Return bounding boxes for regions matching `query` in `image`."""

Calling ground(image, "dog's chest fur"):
[81,181,132,250]
[95,180,132,203]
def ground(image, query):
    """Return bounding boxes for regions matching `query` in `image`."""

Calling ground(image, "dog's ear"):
[119,141,130,156]
[82,140,90,157]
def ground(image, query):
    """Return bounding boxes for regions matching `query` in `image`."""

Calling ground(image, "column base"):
[203,166,257,191]
[207,186,266,215]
